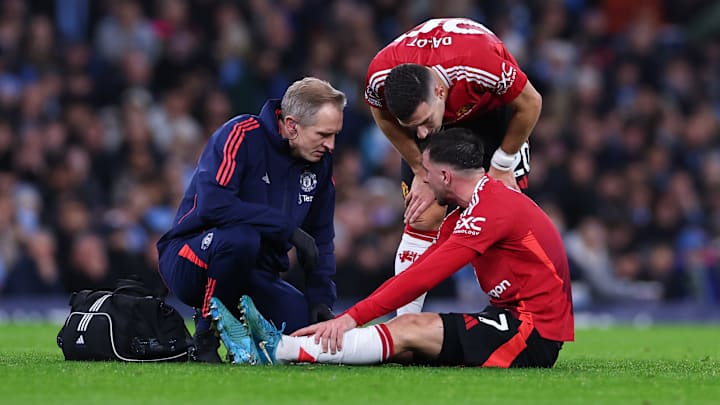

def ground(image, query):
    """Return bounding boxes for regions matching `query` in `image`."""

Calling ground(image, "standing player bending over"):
[211,128,573,368]
[364,18,542,315]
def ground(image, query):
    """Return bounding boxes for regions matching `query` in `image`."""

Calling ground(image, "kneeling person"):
[157,78,344,362]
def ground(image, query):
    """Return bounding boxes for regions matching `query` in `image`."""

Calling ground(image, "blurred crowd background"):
[1,0,719,310]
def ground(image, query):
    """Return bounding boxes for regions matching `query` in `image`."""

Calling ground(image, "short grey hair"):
[281,77,346,126]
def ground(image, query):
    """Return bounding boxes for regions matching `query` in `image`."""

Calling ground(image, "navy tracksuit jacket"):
[157,99,336,332]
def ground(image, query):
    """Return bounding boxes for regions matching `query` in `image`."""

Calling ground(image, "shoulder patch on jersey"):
[495,62,517,95]
[365,87,383,107]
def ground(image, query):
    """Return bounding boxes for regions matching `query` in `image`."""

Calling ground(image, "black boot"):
[190,330,222,363]
[189,309,222,363]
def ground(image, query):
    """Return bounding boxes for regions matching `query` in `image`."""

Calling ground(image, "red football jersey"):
[364,18,529,125]
[344,176,574,342]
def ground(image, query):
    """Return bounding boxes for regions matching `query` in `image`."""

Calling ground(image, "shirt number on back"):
[394,18,496,43]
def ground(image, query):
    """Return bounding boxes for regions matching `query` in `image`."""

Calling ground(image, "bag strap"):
[69,289,112,307]
[114,278,154,297]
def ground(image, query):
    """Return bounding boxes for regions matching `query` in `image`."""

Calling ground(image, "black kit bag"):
[57,279,192,362]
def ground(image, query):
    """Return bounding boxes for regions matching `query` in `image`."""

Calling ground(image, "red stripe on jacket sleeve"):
[215,118,259,186]
[178,243,208,269]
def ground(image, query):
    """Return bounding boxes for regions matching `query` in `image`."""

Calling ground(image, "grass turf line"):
[0,324,718,404]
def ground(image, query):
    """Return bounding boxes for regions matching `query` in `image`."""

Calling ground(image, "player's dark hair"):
[384,64,433,121]
[423,128,485,171]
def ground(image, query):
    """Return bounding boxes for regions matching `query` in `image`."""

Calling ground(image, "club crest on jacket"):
[300,171,317,192]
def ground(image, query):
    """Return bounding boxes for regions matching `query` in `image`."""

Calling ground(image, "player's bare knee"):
[408,204,446,231]
[386,313,441,349]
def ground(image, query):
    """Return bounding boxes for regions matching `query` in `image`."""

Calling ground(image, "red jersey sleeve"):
[344,240,478,326]
[445,43,528,115]
[474,45,527,104]
[364,54,391,109]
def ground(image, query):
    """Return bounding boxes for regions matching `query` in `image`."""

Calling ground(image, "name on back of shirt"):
[406,36,452,48]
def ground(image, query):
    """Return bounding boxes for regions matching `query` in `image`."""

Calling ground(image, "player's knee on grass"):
[386,313,444,357]
[408,201,447,231]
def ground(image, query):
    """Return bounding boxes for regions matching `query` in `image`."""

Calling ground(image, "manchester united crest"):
[300,171,317,192]
[456,104,474,118]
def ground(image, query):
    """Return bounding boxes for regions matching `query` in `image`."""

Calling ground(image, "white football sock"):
[275,324,394,365]
[394,230,434,315]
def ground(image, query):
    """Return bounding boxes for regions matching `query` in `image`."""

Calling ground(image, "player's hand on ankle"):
[291,314,357,355]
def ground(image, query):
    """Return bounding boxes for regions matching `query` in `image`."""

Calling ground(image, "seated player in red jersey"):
[217,128,573,368]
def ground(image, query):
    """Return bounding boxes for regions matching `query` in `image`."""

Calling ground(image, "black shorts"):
[400,106,529,198]
[427,306,562,368]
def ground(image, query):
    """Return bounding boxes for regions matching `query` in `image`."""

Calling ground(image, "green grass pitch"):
[1,323,719,404]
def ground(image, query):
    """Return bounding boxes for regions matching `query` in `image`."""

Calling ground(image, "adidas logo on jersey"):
[262,172,271,184]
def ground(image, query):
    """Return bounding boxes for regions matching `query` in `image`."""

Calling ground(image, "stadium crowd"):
[0,0,718,308]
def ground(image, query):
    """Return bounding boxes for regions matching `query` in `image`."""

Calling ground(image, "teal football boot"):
[239,295,284,365]
[209,297,259,365]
